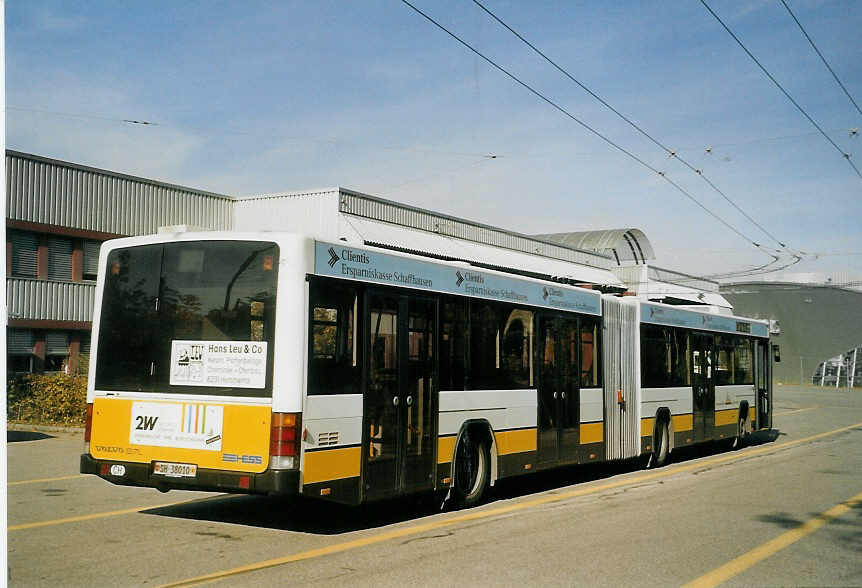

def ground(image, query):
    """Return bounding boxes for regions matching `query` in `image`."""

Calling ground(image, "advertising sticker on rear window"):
[170,340,267,389]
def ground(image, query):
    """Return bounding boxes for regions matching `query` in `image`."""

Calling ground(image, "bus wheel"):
[732,416,748,450]
[453,431,489,508]
[652,421,670,467]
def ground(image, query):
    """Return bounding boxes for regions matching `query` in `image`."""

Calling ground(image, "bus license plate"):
[153,462,197,478]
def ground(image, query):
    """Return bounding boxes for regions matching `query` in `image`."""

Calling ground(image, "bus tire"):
[453,431,490,508]
[732,415,748,450]
[652,421,670,467]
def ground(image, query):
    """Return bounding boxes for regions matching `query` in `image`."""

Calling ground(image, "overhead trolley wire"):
[470,0,795,256]
[780,0,862,118]
[700,0,862,181]
[399,0,777,270]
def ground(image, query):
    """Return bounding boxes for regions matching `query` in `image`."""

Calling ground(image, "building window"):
[8,329,35,373]
[10,231,38,278]
[83,240,101,281]
[48,237,73,281]
[45,331,70,373]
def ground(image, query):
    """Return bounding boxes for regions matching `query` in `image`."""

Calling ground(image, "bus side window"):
[440,298,466,391]
[580,318,602,388]
[308,280,360,395]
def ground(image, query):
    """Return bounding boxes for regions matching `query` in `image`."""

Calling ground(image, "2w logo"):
[327,247,340,268]
[135,415,159,431]
[455,271,464,287]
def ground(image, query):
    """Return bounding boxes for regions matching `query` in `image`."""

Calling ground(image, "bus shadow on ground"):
[7,430,55,442]
[142,493,444,535]
[142,429,781,535]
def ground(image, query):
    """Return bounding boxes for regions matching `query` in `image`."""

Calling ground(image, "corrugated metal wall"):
[7,278,96,322]
[232,190,340,235]
[339,191,615,270]
[649,265,719,293]
[6,152,233,235]
[602,296,641,460]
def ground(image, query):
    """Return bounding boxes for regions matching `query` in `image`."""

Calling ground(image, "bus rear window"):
[94,241,278,396]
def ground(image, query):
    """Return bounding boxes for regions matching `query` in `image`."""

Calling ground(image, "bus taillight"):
[270,412,301,470]
[84,403,94,453]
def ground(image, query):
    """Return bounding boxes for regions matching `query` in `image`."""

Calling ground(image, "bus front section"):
[80,237,300,495]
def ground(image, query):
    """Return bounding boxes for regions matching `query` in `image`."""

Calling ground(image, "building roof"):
[533,229,656,264]
[341,216,625,288]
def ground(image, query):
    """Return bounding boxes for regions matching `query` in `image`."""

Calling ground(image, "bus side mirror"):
[772,344,781,363]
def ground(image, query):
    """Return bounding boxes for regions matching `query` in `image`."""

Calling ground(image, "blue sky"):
[6,1,861,279]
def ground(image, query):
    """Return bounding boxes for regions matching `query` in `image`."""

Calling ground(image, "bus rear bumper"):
[80,454,300,496]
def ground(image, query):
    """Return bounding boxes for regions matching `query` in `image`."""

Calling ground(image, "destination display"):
[641,302,769,338]
[314,241,601,315]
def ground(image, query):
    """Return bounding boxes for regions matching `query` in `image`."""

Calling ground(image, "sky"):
[6,1,862,281]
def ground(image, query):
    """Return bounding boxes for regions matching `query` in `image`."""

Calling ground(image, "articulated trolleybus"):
[81,231,774,506]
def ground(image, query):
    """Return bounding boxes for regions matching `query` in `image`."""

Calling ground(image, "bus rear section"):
[80,237,302,495]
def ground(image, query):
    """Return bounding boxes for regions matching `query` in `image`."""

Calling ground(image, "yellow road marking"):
[683,489,862,588]
[8,474,87,486]
[8,499,197,532]
[774,407,817,417]
[159,420,862,588]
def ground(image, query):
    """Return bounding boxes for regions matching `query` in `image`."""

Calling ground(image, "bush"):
[7,372,88,426]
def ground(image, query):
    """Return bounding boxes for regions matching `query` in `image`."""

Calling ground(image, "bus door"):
[755,340,771,430]
[537,315,580,466]
[363,292,437,500]
[692,333,715,442]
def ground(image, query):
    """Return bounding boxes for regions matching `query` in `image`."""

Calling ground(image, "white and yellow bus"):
[81,231,774,506]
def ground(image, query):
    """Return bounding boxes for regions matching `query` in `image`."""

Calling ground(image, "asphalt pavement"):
[7,385,862,587]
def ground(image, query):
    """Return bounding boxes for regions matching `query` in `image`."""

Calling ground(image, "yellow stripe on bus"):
[580,422,603,445]
[673,414,693,432]
[438,436,456,464]
[714,408,738,427]
[641,417,655,438]
[495,428,537,455]
[303,446,361,485]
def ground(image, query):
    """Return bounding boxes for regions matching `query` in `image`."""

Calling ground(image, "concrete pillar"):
[71,240,84,282]
[68,333,81,375]
[37,235,49,280]
[33,334,46,373]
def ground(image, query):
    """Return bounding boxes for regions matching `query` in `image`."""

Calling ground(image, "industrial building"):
[4,149,793,376]
[722,279,862,386]
[6,151,232,373]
